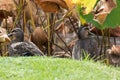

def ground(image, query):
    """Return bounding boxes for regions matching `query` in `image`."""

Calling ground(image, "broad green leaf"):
[75,0,97,14]
[77,0,120,29]
[65,0,97,14]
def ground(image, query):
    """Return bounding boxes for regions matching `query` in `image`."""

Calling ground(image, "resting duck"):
[72,26,99,60]
[8,28,44,56]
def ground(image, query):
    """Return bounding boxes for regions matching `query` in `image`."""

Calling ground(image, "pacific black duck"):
[72,26,99,60]
[8,28,44,56]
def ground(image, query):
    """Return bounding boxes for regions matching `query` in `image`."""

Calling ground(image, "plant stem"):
[55,31,72,55]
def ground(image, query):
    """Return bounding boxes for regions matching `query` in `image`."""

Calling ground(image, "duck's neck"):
[14,38,24,42]
[13,35,24,43]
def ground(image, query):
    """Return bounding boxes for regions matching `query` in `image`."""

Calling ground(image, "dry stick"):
[47,13,51,56]
[114,29,117,45]
[50,13,54,55]
[100,30,104,59]
[5,18,8,30]
[4,17,8,56]
[55,31,72,55]
[52,13,70,55]
[104,29,108,58]
[13,0,18,5]
[51,13,57,55]
[23,0,27,33]
[101,29,107,59]
[39,16,45,28]
[108,29,110,44]
[113,36,117,45]
[49,41,69,54]
[36,2,45,28]
[12,0,23,29]
[39,16,48,36]
[0,43,2,56]
[23,10,27,33]
[12,0,26,29]
[27,0,36,30]
[54,7,74,25]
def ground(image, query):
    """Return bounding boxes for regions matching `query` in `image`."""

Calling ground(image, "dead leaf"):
[110,45,120,55]
[93,0,117,24]
[25,0,38,23]
[0,27,11,42]
[55,22,70,37]
[1,16,13,28]
[30,27,48,52]
[68,39,78,49]
[0,0,16,19]
[91,26,120,37]
[53,52,71,58]
[0,0,16,12]
[64,0,75,9]
[35,0,68,12]
[109,26,120,37]
[93,12,108,24]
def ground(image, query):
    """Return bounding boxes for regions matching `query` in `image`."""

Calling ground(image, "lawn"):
[0,57,120,80]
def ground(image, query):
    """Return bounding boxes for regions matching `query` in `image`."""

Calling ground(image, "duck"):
[8,28,44,56]
[72,26,99,60]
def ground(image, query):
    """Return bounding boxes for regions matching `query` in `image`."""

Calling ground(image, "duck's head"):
[77,26,94,39]
[8,28,24,42]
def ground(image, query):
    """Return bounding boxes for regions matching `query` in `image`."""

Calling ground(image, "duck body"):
[72,38,98,60]
[72,26,99,60]
[8,28,44,56]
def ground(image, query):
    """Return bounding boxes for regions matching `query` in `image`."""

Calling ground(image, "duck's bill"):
[8,33,13,37]
[0,34,11,42]
[5,34,11,42]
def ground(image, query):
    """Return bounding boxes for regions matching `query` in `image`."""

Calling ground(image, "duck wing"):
[24,41,44,56]
[9,41,44,56]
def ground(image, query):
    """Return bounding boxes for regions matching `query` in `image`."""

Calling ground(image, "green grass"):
[0,57,120,80]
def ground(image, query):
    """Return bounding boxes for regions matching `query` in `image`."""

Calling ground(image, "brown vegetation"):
[107,45,120,67]
[30,27,48,54]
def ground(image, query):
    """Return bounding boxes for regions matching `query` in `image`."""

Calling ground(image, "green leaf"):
[77,0,120,29]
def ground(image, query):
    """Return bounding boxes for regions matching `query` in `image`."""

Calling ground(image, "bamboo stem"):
[26,0,36,29]
[22,0,27,33]
[12,0,23,29]
[47,13,51,56]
